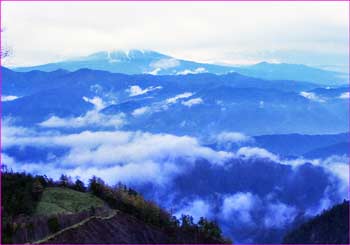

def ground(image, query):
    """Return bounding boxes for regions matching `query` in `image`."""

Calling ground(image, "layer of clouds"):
[2,121,233,185]
[4,118,348,188]
[2,120,348,243]
[3,2,348,69]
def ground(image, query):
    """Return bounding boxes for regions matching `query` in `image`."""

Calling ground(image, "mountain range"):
[2,67,348,135]
[2,50,349,244]
[12,50,348,85]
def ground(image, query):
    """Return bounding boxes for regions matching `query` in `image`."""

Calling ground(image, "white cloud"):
[132,106,151,117]
[82,96,106,110]
[235,146,322,169]
[175,199,212,223]
[147,68,161,75]
[59,132,232,167]
[216,132,252,144]
[236,147,280,162]
[264,202,297,228]
[320,155,349,199]
[181,98,203,107]
[1,118,34,140]
[299,91,325,102]
[150,58,180,69]
[338,92,349,99]
[39,111,125,129]
[127,85,162,97]
[166,92,193,104]
[1,95,19,102]
[147,59,180,74]
[1,153,16,166]
[221,192,257,225]
[305,197,332,216]
[2,123,233,185]
[176,67,207,75]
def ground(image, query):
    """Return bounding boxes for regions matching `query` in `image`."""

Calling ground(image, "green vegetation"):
[283,200,349,244]
[1,169,232,244]
[1,169,46,243]
[88,176,232,243]
[1,170,43,218]
[35,187,104,216]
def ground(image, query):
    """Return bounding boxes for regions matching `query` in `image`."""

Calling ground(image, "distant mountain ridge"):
[2,67,348,135]
[2,64,349,244]
[12,49,348,85]
[13,49,233,76]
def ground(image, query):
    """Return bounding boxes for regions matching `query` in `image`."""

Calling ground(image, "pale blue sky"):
[2,1,349,72]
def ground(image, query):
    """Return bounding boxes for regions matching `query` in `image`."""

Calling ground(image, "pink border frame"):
[0,1,349,244]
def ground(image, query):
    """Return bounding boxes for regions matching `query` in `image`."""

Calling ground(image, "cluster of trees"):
[1,168,87,218]
[88,176,231,243]
[283,200,349,244]
[1,167,231,244]
[1,168,90,243]
[1,169,45,243]
[2,171,41,218]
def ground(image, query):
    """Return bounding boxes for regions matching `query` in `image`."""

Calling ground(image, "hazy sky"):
[2,1,349,71]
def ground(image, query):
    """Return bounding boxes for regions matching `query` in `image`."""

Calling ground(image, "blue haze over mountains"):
[14,50,348,85]
[2,50,349,243]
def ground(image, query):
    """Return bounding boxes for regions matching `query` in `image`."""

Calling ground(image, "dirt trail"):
[31,210,118,244]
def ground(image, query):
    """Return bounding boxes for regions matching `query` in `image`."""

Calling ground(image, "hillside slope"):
[35,187,105,216]
[1,171,231,244]
[283,201,349,244]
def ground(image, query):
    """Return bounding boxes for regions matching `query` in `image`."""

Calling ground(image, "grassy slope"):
[35,187,105,216]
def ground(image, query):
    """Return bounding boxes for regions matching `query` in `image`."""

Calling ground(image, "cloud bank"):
[2,122,233,186]
[2,119,348,243]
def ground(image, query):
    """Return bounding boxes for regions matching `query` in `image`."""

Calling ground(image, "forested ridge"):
[1,167,232,244]
[283,200,349,244]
